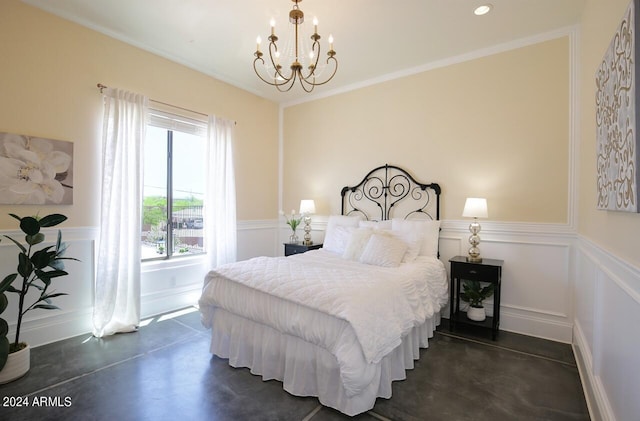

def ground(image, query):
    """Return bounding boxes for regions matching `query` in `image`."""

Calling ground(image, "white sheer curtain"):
[93,88,148,338]
[204,116,237,268]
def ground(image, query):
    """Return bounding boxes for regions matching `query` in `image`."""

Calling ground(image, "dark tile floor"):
[0,307,590,421]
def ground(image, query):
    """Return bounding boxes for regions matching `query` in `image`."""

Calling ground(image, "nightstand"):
[284,243,323,256]
[449,255,503,340]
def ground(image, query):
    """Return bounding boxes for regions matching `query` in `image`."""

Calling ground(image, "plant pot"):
[0,344,30,384]
[467,306,486,322]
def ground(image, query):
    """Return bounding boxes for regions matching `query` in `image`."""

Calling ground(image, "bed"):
[199,164,448,416]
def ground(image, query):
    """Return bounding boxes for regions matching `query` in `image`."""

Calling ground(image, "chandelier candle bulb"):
[256,36,261,52]
[313,17,318,33]
[329,34,334,50]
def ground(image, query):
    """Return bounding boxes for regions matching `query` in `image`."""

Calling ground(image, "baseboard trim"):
[573,320,614,421]
[12,307,94,348]
[441,308,573,344]
[500,309,573,343]
[141,284,202,318]
[15,284,203,349]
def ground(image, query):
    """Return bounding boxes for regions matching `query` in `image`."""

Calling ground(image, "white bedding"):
[199,249,448,397]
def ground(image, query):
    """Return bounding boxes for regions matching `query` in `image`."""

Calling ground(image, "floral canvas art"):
[0,132,73,205]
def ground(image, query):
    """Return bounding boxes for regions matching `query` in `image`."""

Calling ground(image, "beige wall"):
[283,37,570,223]
[579,0,640,268]
[0,0,279,228]
[10,0,634,269]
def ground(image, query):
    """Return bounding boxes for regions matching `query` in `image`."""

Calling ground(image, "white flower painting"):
[0,132,73,205]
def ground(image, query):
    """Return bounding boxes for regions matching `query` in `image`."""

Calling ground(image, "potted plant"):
[0,213,77,384]
[460,280,494,322]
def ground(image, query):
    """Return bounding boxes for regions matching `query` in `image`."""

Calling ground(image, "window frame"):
[142,108,207,262]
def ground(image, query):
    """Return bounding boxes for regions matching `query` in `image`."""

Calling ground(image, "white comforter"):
[199,249,448,395]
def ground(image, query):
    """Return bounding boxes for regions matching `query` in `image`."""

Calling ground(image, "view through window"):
[142,114,206,261]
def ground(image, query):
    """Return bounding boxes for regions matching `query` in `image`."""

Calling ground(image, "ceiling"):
[22,0,585,105]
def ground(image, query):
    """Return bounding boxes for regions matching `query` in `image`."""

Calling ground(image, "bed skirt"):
[205,308,441,416]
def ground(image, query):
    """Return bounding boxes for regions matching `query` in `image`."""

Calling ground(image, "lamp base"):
[467,219,483,263]
[303,216,312,246]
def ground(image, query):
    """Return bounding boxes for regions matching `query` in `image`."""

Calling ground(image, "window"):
[141,109,207,261]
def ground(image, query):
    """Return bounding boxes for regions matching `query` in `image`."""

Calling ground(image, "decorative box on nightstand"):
[284,243,323,256]
[449,255,503,340]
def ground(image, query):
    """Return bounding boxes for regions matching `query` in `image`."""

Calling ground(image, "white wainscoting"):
[0,227,98,347]
[0,219,577,346]
[6,218,638,421]
[0,220,280,349]
[440,220,576,343]
[297,217,577,343]
[573,236,640,421]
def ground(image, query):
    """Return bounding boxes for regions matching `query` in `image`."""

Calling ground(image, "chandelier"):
[253,0,338,93]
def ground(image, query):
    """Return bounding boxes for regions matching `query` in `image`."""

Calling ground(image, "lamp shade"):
[299,199,316,215]
[462,198,488,218]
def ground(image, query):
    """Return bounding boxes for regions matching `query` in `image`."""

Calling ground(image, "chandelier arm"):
[252,57,279,86]
[268,42,294,83]
[298,76,317,92]
[254,40,301,90]
[273,64,299,93]
[266,43,281,77]
[253,57,296,89]
[299,55,338,87]
[302,39,322,79]
[275,72,298,92]
[312,55,338,86]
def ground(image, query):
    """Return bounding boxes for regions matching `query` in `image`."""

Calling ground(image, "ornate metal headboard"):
[341,164,441,221]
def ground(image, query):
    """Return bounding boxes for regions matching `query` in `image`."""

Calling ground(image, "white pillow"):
[323,215,362,254]
[342,227,374,261]
[358,220,393,230]
[392,218,441,258]
[359,233,408,268]
[392,229,423,263]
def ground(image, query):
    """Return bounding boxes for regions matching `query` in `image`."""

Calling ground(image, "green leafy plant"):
[0,213,78,371]
[280,209,301,232]
[460,280,494,308]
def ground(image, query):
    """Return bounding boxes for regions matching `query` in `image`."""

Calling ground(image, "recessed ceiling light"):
[474,4,493,16]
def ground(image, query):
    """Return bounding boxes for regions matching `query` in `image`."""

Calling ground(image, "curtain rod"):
[97,83,236,124]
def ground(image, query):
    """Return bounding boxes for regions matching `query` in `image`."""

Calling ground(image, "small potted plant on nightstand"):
[0,213,78,384]
[460,280,494,322]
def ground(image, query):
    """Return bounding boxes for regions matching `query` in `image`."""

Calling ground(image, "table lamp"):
[299,199,316,246]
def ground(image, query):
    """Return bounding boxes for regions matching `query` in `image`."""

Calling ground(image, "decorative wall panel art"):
[0,132,73,205]
[596,0,640,212]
